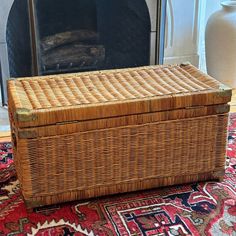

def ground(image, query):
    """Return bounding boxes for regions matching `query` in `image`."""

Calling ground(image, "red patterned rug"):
[0,115,236,236]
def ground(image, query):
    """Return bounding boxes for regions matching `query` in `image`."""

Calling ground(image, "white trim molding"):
[164,0,200,67]
[0,0,14,105]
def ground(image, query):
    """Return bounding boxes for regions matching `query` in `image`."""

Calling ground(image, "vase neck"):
[221,1,236,11]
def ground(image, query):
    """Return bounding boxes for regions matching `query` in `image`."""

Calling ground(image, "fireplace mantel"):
[0,1,14,42]
[0,0,14,104]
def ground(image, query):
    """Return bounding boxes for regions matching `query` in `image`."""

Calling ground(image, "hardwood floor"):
[0,135,10,142]
[1,89,236,139]
[0,105,10,139]
[230,89,236,112]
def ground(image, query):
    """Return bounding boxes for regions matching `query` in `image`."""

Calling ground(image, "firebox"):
[0,0,167,105]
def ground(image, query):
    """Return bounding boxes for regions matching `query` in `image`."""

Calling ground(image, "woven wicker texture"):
[15,114,228,207]
[8,64,231,128]
[16,104,229,139]
[10,65,219,108]
[7,64,231,209]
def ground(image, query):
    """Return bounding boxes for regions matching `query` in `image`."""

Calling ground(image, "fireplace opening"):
[31,0,151,75]
[6,0,32,78]
[1,0,166,105]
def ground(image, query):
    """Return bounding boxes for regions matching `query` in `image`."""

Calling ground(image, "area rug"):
[0,116,236,236]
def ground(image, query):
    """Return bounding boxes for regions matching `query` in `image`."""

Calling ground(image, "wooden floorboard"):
[229,89,236,112]
[0,131,10,137]
[0,136,11,142]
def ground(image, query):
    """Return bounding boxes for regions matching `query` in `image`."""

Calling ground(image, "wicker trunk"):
[7,64,231,210]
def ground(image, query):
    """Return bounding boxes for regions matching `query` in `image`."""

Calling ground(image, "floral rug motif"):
[0,115,236,236]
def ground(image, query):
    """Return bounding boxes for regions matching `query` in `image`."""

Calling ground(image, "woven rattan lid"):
[8,63,231,128]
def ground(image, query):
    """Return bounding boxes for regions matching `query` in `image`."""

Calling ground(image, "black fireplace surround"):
[34,0,152,74]
[1,0,166,105]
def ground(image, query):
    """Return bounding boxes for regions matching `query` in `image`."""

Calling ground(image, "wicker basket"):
[7,63,231,210]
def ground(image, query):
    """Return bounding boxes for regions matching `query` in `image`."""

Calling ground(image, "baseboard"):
[164,54,199,67]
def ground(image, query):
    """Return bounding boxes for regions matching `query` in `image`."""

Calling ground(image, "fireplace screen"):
[30,0,152,75]
[1,0,166,105]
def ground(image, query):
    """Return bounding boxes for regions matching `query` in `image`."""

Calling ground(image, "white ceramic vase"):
[205,1,236,88]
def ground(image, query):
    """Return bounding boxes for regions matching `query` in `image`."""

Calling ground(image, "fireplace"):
[0,0,167,105]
